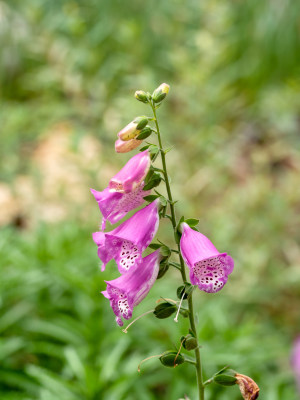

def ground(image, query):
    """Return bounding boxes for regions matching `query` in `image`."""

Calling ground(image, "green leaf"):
[143,195,159,202]
[143,173,162,190]
[157,262,169,279]
[164,146,174,154]
[154,303,177,319]
[139,144,151,151]
[185,218,200,227]
[148,243,162,250]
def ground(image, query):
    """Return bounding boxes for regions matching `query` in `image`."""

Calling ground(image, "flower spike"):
[93,199,160,273]
[180,223,234,293]
[102,250,160,326]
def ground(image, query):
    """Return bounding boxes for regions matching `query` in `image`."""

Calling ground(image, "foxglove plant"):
[92,84,259,399]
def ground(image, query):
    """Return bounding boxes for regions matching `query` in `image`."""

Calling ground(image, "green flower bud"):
[152,83,170,103]
[134,90,149,103]
[159,351,185,368]
[154,302,177,319]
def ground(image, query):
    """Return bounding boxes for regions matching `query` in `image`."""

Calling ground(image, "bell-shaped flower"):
[91,151,151,230]
[91,185,151,231]
[109,150,151,193]
[102,250,160,326]
[180,223,234,293]
[93,199,159,273]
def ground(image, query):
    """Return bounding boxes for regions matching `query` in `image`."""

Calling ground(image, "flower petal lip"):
[115,138,142,153]
[90,183,150,230]
[109,150,151,193]
[102,250,160,326]
[180,223,234,293]
[93,199,160,273]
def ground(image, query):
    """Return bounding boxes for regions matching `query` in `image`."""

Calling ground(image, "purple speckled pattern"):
[109,150,151,193]
[292,336,300,394]
[102,250,160,326]
[180,223,234,293]
[91,184,150,230]
[93,199,159,274]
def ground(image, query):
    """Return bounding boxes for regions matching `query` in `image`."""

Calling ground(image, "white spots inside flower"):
[118,297,131,318]
[193,256,227,293]
[119,240,140,271]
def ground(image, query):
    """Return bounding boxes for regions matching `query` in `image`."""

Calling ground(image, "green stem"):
[150,101,205,400]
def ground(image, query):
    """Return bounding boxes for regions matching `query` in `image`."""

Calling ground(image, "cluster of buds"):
[115,83,170,153]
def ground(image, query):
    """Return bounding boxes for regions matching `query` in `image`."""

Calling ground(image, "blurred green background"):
[1,0,300,399]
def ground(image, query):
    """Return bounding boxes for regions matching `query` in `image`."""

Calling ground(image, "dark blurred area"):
[0,0,300,399]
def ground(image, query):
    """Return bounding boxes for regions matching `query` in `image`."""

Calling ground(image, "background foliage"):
[1,0,300,399]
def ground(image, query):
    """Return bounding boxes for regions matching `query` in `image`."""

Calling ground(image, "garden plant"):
[91,83,260,400]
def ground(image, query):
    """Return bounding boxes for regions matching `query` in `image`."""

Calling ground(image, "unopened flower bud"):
[118,121,139,141]
[135,90,149,103]
[159,351,185,368]
[235,373,260,400]
[115,138,142,153]
[152,83,170,103]
[154,302,177,319]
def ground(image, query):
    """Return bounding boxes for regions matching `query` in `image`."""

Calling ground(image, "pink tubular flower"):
[102,250,160,326]
[291,336,300,393]
[91,185,150,231]
[91,151,151,229]
[93,200,159,273]
[115,138,142,153]
[180,223,234,293]
[109,150,151,193]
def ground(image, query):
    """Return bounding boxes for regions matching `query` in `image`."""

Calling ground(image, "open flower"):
[180,223,234,293]
[93,199,159,273]
[91,151,151,229]
[91,185,150,231]
[291,336,300,394]
[109,150,151,193]
[102,250,160,326]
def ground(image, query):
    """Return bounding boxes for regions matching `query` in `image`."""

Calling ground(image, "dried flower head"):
[235,373,259,400]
